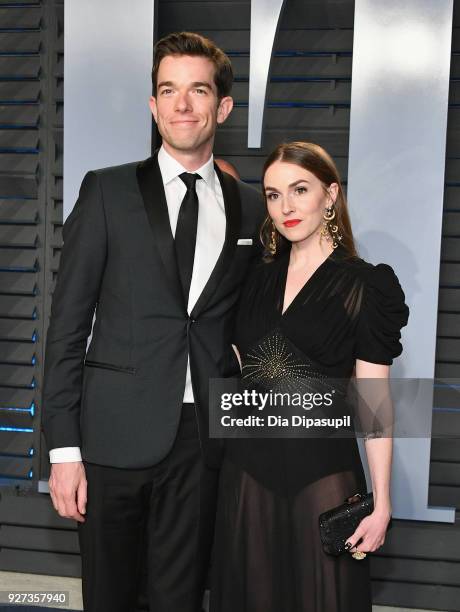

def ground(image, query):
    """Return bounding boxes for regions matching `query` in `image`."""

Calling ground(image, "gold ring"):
[351,551,367,560]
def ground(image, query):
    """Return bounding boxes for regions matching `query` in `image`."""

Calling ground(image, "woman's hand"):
[345,506,391,554]
[351,358,393,556]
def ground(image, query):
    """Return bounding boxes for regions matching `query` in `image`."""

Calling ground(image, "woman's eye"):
[295,186,307,195]
[267,193,279,201]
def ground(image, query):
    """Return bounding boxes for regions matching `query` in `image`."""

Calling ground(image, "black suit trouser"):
[77,403,218,612]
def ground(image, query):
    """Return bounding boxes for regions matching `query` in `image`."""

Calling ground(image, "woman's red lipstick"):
[283,219,301,228]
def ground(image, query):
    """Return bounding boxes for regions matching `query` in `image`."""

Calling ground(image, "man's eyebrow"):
[157,81,213,90]
[190,81,212,89]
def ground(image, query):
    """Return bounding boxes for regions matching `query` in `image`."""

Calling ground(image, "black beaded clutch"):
[318,492,374,556]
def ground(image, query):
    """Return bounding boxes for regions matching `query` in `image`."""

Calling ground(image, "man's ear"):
[217,96,234,125]
[149,96,158,124]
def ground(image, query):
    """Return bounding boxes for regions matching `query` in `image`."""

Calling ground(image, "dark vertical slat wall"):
[0,1,42,483]
[0,0,459,608]
[431,14,460,527]
[0,0,81,577]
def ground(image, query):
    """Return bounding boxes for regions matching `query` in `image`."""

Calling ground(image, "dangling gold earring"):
[320,203,334,242]
[269,222,277,255]
[320,201,343,249]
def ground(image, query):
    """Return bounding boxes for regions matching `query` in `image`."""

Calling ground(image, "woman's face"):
[264,160,338,244]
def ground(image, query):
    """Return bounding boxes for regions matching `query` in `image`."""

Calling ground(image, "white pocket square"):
[237,238,253,245]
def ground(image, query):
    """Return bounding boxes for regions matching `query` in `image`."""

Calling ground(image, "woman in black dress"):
[210,142,409,612]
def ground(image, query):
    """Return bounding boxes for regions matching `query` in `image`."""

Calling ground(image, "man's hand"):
[48,462,87,523]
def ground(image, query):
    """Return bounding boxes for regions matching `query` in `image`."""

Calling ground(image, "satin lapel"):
[136,151,185,311]
[191,165,242,318]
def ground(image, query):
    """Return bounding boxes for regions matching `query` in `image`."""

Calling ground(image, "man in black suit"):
[42,31,264,612]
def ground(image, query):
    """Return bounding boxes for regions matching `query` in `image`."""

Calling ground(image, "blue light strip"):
[434,382,460,388]
[433,406,460,412]
[0,332,37,343]
[276,51,352,57]
[0,53,39,58]
[0,266,38,272]
[0,77,39,82]
[234,101,350,109]
[0,401,35,417]
[226,50,352,57]
[1,378,37,390]
[0,474,34,482]
[0,452,33,459]
[0,407,33,415]
[0,101,39,106]
[0,3,40,7]
[0,28,41,33]
[0,148,39,153]
[0,309,39,321]
[0,426,33,433]
[0,124,39,129]
[0,401,35,416]
[234,76,351,83]
[0,195,37,200]
[0,288,38,297]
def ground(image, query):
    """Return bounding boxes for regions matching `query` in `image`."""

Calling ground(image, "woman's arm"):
[345,359,393,554]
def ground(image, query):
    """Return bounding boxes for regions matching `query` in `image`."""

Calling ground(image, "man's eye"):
[161,89,173,95]
[267,193,279,201]
[195,88,206,94]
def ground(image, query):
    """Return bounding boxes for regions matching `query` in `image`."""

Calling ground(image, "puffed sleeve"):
[354,263,409,365]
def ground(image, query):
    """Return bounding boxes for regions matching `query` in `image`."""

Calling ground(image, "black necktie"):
[175,172,201,304]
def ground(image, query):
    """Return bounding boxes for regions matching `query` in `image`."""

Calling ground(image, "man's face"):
[149,54,233,155]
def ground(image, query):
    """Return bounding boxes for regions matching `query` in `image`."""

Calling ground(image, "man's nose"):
[175,92,191,111]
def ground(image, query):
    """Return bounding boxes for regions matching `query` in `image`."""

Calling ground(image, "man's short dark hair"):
[152,31,233,99]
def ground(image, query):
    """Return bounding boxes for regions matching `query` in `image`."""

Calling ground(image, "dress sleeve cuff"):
[49,447,82,463]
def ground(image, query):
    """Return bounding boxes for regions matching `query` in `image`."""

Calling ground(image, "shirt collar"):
[158,145,215,191]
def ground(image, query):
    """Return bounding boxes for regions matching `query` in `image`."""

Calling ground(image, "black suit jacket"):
[41,151,265,469]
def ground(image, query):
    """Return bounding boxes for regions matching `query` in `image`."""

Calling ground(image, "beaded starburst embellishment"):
[241,328,327,394]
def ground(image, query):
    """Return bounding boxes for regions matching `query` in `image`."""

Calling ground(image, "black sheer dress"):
[210,243,409,612]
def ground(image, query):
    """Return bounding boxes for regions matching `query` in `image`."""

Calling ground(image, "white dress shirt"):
[49,145,226,463]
